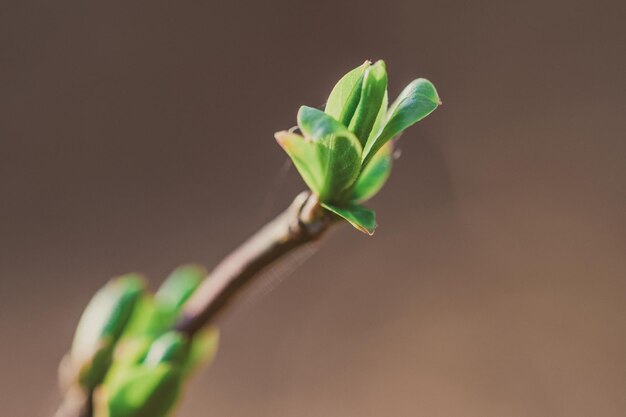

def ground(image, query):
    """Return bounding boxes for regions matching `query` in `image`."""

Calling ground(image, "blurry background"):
[1,0,625,416]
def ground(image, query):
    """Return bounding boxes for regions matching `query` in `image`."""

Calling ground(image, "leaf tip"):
[418,78,442,106]
[364,225,376,236]
[354,219,377,235]
[373,59,386,70]
[275,130,303,151]
[274,130,287,145]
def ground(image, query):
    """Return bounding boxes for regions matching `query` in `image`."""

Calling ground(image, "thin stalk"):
[175,191,332,335]
[54,191,334,417]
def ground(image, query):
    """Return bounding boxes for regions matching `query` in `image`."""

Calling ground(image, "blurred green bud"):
[143,332,189,366]
[95,332,194,417]
[119,264,205,340]
[69,274,145,390]
[350,142,393,204]
[116,295,163,340]
[155,264,205,312]
[111,337,153,368]
[182,327,219,375]
[94,363,183,417]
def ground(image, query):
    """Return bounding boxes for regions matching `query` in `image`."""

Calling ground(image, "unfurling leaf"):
[279,107,362,203]
[321,202,377,235]
[155,265,205,311]
[277,61,441,234]
[97,331,196,417]
[367,90,388,143]
[297,105,353,141]
[351,143,392,203]
[183,327,219,375]
[275,131,325,196]
[143,332,189,366]
[70,274,145,390]
[363,78,440,167]
[73,265,218,417]
[324,61,369,126]
[95,364,183,417]
[348,60,388,147]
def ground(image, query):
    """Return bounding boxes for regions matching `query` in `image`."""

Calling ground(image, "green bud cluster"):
[63,265,219,417]
[276,60,441,234]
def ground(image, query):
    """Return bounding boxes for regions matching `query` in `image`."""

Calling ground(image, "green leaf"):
[71,274,145,390]
[368,90,388,143]
[143,332,189,366]
[119,295,165,339]
[119,265,206,341]
[279,107,362,203]
[79,336,116,391]
[297,105,353,141]
[275,131,325,196]
[317,134,362,202]
[109,337,153,369]
[321,202,376,235]
[155,264,205,311]
[351,143,392,203]
[183,327,219,375]
[96,364,183,417]
[298,107,362,201]
[363,78,440,167]
[98,330,217,417]
[348,60,388,147]
[324,61,369,126]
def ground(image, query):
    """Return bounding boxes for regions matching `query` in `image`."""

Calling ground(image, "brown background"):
[1,0,625,416]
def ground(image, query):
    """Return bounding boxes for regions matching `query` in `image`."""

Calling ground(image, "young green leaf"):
[348,60,388,147]
[351,143,392,203]
[71,274,145,390]
[155,264,206,311]
[324,61,369,126]
[368,90,388,143]
[276,128,362,203]
[183,327,219,376]
[108,337,153,369]
[297,105,353,141]
[143,332,189,366]
[96,364,183,417]
[316,134,362,203]
[118,295,166,340]
[321,202,377,235]
[275,131,325,196]
[294,106,363,202]
[363,78,440,167]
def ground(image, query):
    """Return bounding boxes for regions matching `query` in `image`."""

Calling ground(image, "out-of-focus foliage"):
[276,60,441,234]
[65,265,219,417]
[69,274,145,390]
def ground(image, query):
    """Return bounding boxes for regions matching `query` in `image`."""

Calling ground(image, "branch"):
[52,60,442,417]
[53,191,333,417]
[175,191,333,336]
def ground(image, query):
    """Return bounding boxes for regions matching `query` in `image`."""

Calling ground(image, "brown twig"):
[55,191,333,417]
[175,190,333,336]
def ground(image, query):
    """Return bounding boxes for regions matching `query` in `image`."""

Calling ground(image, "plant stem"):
[175,191,332,336]
[54,191,333,417]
